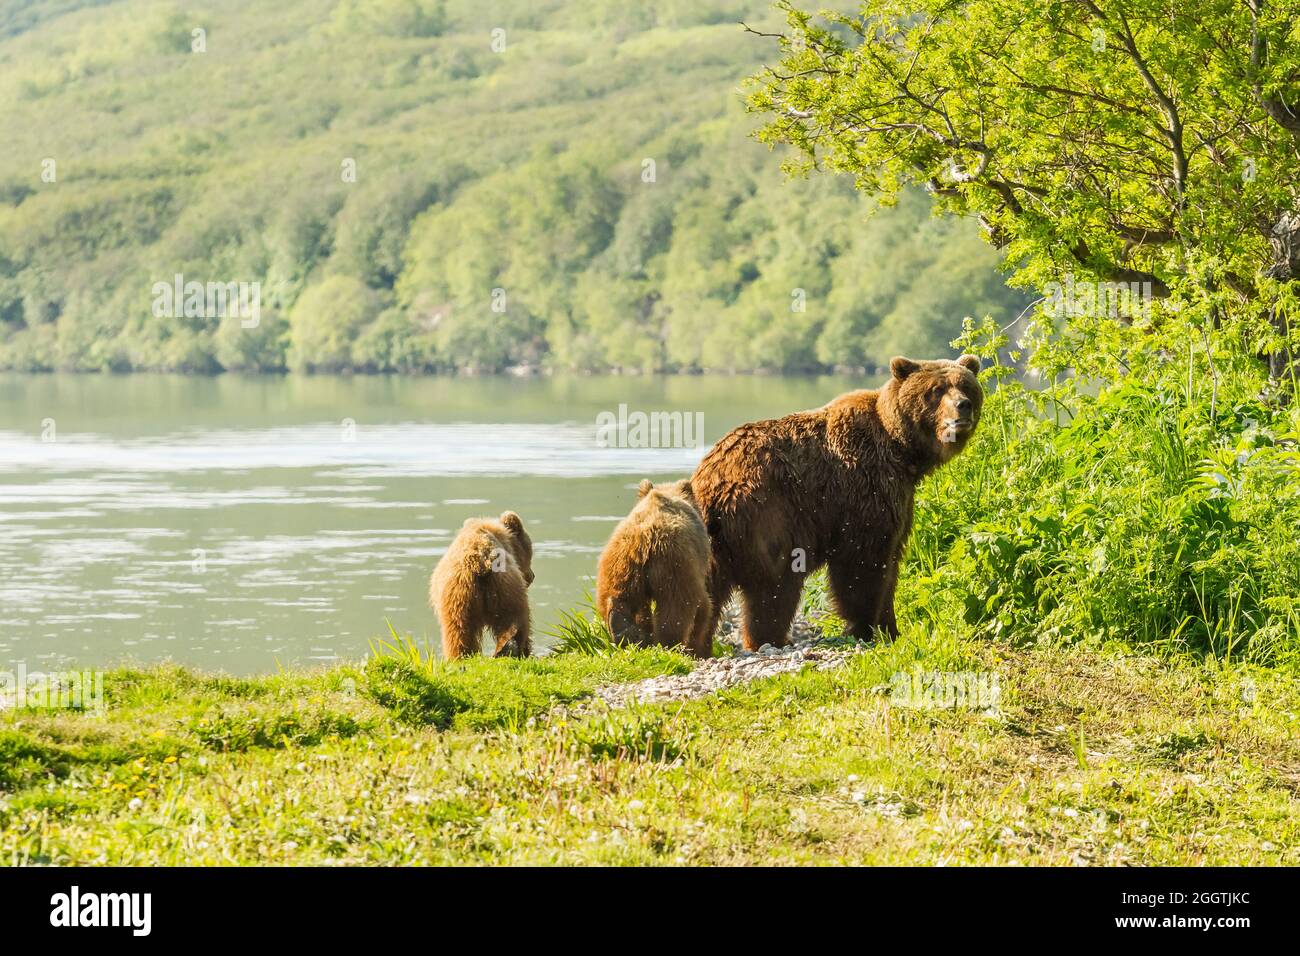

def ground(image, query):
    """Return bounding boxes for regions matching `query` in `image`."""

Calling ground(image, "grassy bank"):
[2,619,1297,865]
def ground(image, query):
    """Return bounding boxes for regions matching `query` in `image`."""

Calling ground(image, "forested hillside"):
[0,0,1027,372]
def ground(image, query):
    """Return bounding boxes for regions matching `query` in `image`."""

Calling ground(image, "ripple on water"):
[0,424,704,476]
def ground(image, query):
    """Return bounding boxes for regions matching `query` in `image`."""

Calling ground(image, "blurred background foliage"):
[0,0,1028,373]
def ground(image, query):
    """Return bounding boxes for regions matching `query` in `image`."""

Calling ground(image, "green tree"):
[288,276,385,372]
[748,0,1300,374]
[331,0,447,38]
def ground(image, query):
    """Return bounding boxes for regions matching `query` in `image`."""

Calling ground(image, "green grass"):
[363,650,691,732]
[544,595,621,657]
[2,620,1296,865]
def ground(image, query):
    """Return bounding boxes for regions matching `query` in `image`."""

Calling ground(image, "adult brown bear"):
[691,355,983,651]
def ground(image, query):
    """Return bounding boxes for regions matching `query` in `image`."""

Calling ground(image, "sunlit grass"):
[3,621,1296,865]
[544,594,621,656]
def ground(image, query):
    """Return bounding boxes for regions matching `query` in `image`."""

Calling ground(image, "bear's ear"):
[957,354,982,374]
[500,511,524,534]
[890,356,921,380]
[636,479,654,498]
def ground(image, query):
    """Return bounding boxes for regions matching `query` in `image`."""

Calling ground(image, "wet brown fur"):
[429,511,535,660]
[596,479,713,657]
[691,355,983,651]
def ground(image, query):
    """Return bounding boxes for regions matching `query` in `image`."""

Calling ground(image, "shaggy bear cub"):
[596,479,713,657]
[429,511,535,660]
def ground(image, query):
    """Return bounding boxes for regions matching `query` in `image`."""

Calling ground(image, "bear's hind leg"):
[439,607,482,660]
[504,601,532,658]
[737,575,801,651]
[490,607,531,658]
[693,558,733,654]
[605,595,652,647]
[483,571,532,658]
[492,624,522,657]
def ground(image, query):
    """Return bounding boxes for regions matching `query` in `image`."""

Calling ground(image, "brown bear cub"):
[596,479,713,657]
[429,511,535,660]
[691,355,983,650]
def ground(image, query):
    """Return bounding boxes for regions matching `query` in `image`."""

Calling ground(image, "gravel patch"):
[596,610,861,707]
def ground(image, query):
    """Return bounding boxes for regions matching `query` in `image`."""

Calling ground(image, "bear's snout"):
[954,397,973,418]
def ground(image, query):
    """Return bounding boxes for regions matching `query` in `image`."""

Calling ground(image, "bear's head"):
[637,478,695,504]
[499,511,535,586]
[885,355,984,465]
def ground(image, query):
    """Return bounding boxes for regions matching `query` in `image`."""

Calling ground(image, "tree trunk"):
[1266,210,1300,383]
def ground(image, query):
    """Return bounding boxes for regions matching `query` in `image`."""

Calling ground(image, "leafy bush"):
[0,0,1026,373]
[331,0,447,38]
[898,319,1300,666]
[287,276,387,372]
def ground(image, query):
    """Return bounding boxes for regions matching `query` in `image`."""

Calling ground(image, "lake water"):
[0,373,877,674]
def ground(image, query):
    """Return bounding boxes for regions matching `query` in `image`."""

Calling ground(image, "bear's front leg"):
[877,538,905,639]
[879,601,899,639]
[827,550,893,641]
[604,596,652,647]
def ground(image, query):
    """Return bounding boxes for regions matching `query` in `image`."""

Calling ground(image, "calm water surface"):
[0,373,879,673]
